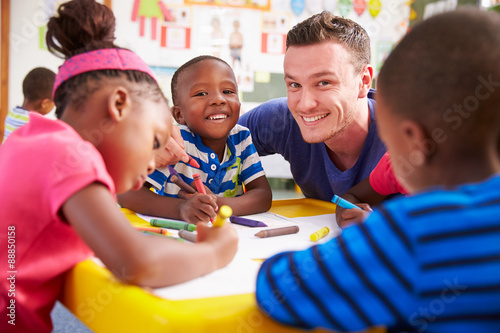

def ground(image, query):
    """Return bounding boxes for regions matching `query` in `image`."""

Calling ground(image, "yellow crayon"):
[310,227,330,242]
[212,205,232,227]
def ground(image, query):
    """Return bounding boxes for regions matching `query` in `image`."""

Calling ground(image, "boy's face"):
[173,59,240,143]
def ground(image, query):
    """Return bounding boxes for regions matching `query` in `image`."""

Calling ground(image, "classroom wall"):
[0,0,412,178]
[7,0,63,112]
[5,0,410,112]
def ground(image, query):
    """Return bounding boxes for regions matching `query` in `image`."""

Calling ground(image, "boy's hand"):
[155,126,189,168]
[196,222,238,269]
[335,203,373,229]
[178,193,218,224]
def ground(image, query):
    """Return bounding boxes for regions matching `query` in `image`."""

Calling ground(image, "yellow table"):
[61,198,385,333]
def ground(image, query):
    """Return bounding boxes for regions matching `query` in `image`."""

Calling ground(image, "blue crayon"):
[331,195,363,210]
[230,215,268,228]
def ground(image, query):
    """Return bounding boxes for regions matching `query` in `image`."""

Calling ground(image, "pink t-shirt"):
[369,152,408,196]
[0,113,115,332]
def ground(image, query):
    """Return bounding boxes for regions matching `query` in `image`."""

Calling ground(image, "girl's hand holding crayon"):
[195,221,238,269]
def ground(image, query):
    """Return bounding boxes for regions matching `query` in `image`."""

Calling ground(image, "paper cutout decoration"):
[353,0,366,16]
[338,0,352,16]
[368,0,382,17]
[291,0,306,16]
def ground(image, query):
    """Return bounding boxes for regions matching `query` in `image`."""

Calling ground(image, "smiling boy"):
[118,56,272,223]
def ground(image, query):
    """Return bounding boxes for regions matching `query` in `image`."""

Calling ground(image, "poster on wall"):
[261,12,290,55]
[185,0,271,10]
[191,6,261,92]
[131,0,192,49]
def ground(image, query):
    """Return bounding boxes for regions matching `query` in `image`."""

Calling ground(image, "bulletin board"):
[112,0,412,102]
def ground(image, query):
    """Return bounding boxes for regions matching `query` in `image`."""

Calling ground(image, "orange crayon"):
[135,226,171,236]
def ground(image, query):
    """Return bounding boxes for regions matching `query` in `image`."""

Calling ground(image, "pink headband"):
[52,48,156,99]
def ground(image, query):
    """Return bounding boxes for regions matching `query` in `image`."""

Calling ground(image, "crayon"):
[230,215,268,228]
[192,173,206,194]
[167,165,178,176]
[150,219,197,231]
[212,205,232,227]
[135,226,171,236]
[171,174,196,194]
[254,225,299,238]
[193,173,207,194]
[178,230,197,242]
[331,195,363,210]
[187,155,200,168]
[141,231,184,241]
[192,173,214,222]
[310,227,330,242]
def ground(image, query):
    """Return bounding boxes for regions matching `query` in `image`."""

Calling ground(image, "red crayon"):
[187,156,200,168]
[192,173,206,194]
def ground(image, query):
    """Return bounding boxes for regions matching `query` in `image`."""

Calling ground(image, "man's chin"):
[300,131,336,144]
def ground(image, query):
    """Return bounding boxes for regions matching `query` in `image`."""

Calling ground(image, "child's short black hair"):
[170,55,231,106]
[378,7,500,155]
[22,67,56,102]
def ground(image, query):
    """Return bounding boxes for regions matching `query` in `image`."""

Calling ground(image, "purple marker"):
[230,215,268,228]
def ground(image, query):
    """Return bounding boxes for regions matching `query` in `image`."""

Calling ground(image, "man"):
[239,11,386,201]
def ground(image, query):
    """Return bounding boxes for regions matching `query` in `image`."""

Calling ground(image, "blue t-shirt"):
[256,174,500,332]
[238,90,386,200]
[148,125,265,198]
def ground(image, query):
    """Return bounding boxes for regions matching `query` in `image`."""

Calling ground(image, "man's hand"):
[155,125,189,168]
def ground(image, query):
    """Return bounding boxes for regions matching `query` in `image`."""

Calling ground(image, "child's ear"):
[172,106,186,124]
[108,87,130,122]
[400,120,432,166]
[40,98,55,115]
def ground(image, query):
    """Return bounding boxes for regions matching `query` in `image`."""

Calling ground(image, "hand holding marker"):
[331,194,362,210]
[213,205,232,227]
[178,206,233,242]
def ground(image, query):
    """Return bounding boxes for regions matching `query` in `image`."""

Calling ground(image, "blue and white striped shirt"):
[256,174,500,332]
[3,106,29,143]
[148,124,266,198]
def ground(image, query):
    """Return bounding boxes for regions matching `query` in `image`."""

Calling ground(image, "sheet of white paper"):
[153,252,262,300]
[133,211,341,300]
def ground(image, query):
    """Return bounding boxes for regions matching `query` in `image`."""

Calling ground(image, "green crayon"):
[150,219,197,231]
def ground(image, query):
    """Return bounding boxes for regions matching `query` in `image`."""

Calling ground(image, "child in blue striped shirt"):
[119,56,272,223]
[2,67,55,143]
[256,8,500,332]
